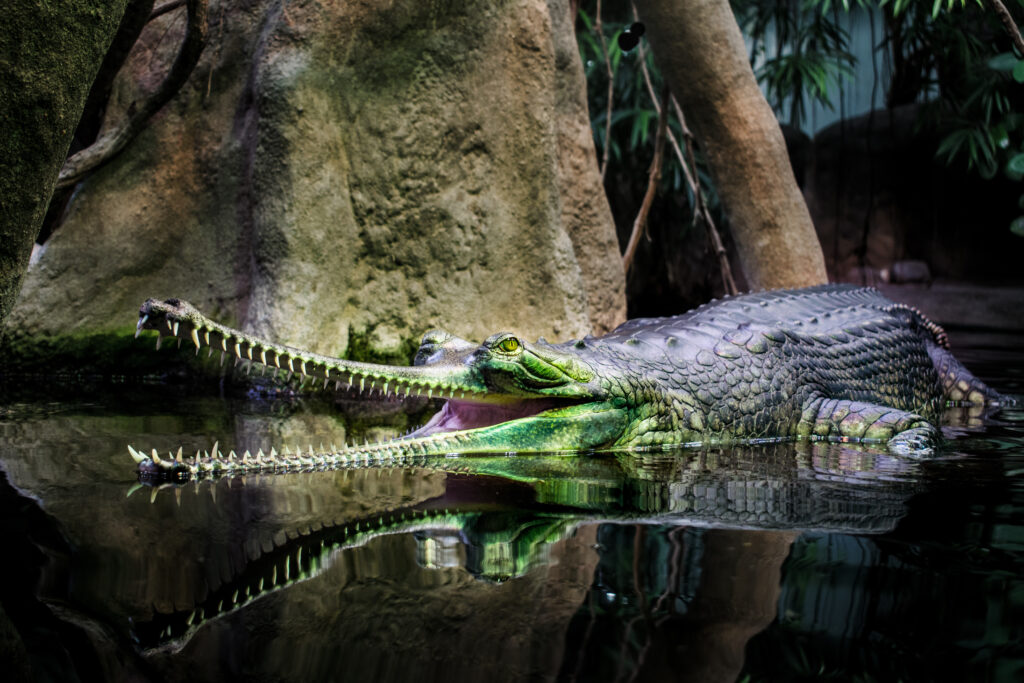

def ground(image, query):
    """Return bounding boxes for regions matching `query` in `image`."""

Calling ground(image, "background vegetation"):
[577,0,1024,312]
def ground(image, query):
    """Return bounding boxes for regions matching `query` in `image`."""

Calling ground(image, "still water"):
[0,343,1021,682]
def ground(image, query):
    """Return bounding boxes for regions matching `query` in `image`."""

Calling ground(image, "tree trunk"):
[634,0,828,290]
[0,0,129,325]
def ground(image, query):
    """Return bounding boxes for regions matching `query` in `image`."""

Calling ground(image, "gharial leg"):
[797,396,939,456]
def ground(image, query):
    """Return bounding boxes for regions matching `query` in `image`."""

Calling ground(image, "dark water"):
[0,343,1021,682]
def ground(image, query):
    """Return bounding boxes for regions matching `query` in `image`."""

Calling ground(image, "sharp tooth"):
[211,441,220,459]
[166,319,173,331]
[221,338,227,352]
[235,342,242,359]
[155,335,162,350]
[173,321,179,336]
[428,387,433,399]
[174,488,182,506]
[127,445,146,464]
[247,346,253,360]
[204,330,210,345]
[150,488,159,504]
[287,357,294,372]
[176,447,183,464]
[190,328,201,349]
[360,377,365,392]
[274,354,280,368]
[135,315,148,338]
[261,349,267,364]
[151,449,161,464]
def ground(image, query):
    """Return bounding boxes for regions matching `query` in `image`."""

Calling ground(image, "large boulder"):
[1,0,625,375]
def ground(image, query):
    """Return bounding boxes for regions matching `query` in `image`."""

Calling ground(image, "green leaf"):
[1011,216,1024,237]
[987,52,1019,72]
[1014,60,1024,83]
[1008,153,1024,175]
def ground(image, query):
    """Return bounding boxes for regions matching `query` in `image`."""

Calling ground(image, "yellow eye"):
[498,337,521,354]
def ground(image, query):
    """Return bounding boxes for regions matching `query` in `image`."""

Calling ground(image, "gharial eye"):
[497,337,521,354]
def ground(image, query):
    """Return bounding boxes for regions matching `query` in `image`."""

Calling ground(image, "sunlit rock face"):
[2,0,625,373]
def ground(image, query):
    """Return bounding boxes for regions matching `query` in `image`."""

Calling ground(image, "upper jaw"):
[136,298,496,401]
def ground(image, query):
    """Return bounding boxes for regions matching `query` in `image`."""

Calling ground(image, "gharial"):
[129,283,1007,479]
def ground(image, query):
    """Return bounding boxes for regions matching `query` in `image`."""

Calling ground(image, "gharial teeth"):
[135,315,148,338]
[191,328,201,350]
[127,445,147,464]
[173,321,179,337]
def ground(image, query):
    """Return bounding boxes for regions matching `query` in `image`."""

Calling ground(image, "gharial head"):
[130,298,630,478]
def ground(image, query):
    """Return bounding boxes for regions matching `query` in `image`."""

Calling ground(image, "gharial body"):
[130,284,1005,478]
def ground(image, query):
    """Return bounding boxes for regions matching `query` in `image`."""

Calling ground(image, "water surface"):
[0,343,1021,682]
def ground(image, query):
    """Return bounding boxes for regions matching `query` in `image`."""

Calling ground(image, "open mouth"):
[408,398,579,439]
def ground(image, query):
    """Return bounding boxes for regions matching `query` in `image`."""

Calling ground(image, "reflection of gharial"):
[130,447,914,649]
[130,284,1004,477]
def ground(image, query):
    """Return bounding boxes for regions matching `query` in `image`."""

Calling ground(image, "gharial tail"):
[928,345,1011,406]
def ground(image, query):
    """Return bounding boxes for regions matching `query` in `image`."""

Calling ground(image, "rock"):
[1,0,625,375]
[889,260,931,284]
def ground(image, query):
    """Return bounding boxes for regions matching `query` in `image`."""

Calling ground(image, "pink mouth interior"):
[408,399,565,438]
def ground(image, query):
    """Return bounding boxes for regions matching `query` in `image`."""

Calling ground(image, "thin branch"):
[674,95,738,295]
[631,4,738,294]
[623,86,669,275]
[988,0,1024,56]
[594,0,615,183]
[57,0,209,190]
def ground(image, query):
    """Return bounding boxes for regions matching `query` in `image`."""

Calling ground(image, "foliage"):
[730,0,1024,234]
[576,2,721,232]
[576,0,1024,237]
[733,0,858,127]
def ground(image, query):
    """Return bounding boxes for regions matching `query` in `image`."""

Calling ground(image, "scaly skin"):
[130,285,1004,478]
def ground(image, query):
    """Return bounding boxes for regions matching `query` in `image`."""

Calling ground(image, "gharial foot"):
[798,395,941,457]
[886,425,939,457]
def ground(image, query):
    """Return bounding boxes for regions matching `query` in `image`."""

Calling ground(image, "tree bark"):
[633,0,828,290]
[0,0,129,325]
